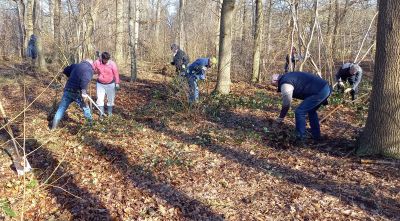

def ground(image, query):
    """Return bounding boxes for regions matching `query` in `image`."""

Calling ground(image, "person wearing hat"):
[51,59,95,130]
[93,52,121,116]
[170,44,190,75]
[334,62,363,100]
[185,57,217,103]
[272,72,331,142]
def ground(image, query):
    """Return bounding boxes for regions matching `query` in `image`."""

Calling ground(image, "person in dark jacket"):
[170,44,190,75]
[51,59,94,130]
[272,72,331,142]
[27,34,38,64]
[284,47,300,73]
[184,57,217,103]
[335,62,363,100]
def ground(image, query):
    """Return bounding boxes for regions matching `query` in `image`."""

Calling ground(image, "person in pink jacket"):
[93,52,120,116]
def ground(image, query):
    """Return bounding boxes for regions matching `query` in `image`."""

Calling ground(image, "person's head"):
[84,59,94,69]
[350,64,360,75]
[101,52,111,64]
[292,47,297,53]
[208,57,218,68]
[271,74,281,86]
[171,44,179,53]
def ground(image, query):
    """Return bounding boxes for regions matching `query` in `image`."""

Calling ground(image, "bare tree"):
[251,0,263,83]
[115,0,124,65]
[215,0,235,94]
[129,0,140,81]
[358,0,400,158]
[178,0,185,50]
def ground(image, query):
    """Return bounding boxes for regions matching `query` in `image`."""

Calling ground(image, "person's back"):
[278,72,328,100]
[65,61,94,91]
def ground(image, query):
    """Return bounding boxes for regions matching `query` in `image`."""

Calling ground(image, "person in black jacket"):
[51,59,94,130]
[170,44,189,75]
[334,62,363,100]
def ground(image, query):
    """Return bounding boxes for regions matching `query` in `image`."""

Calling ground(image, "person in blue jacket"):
[272,72,331,142]
[51,59,94,130]
[185,57,217,103]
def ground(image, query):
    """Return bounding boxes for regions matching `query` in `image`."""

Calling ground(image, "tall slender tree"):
[129,0,140,81]
[251,0,263,83]
[115,0,124,65]
[215,0,235,94]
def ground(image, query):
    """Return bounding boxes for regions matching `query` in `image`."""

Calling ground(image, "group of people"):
[51,52,120,129]
[273,61,363,143]
[170,44,217,103]
[51,44,363,146]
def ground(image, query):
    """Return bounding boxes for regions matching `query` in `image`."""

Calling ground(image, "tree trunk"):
[215,0,223,57]
[48,0,54,41]
[129,0,140,81]
[25,0,34,50]
[115,0,124,65]
[14,0,26,58]
[155,0,162,43]
[33,0,47,71]
[358,0,400,158]
[251,0,263,83]
[53,0,61,62]
[178,0,185,50]
[215,0,235,94]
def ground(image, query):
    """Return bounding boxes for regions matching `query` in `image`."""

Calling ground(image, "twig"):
[319,105,342,123]
[43,184,85,201]
[354,11,378,63]
[360,159,399,166]
[0,71,63,131]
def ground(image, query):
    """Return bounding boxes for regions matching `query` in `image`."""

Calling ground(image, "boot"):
[107,106,113,116]
[99,106,105,117]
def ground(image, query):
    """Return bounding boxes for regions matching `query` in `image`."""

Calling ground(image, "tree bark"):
[215,0,235,94]
[115,0,124,65]
[251,0,263,83]
[33,0,47,71]
[155,0,162,43]
[178,0,185,50]
[14,0,26,58]
[25,0,34,50]
[129,0,140,81]
[358,0,400,158]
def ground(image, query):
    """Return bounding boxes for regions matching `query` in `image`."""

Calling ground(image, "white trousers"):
[96,82,116,106]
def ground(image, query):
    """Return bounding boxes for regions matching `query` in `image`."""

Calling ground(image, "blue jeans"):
[53,90,92,128]
[187,75,199,103]
[295,84,330,140]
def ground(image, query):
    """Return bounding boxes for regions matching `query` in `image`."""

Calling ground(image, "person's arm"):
[278,83,294,119]
[80,71,92,95]
[352,70,363,90]
[63,64,74,78]
[111,61,120,84]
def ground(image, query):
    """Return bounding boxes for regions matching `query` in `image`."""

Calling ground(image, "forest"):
[0,0,399,220]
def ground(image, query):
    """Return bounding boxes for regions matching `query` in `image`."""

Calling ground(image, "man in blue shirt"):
[272,72,331,142]
[185,57,217,103]
[51,59,94,130]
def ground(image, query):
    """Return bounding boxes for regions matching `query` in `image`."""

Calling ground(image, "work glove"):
[81,93,89,100]
[115,84,120,91]
[338,81,345,87]
[170,61,175,65]
[182,64,186,69]
[344,88,353,94]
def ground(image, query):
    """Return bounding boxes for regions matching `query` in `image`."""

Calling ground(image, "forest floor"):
[0,61,399,221]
